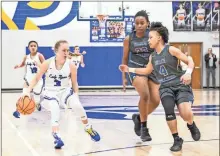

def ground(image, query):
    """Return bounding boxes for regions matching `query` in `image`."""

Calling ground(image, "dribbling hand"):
[22,89,31,99]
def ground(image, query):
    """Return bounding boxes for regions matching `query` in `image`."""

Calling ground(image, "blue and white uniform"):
[24,53,44,95]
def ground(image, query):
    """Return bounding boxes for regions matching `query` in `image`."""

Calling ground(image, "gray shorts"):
[126,71,159,85]
[159,83,194,105]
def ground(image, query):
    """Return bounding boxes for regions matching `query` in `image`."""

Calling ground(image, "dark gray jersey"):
[151,45,184,87]
[128,30,154,67]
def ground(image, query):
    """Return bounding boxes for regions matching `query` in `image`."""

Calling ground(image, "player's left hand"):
[82,51,86,55]
[81,63,85,68]
[180,73,191,85]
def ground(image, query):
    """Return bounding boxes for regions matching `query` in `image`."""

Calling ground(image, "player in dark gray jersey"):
[122,10,160,142]
[120,22,201,152]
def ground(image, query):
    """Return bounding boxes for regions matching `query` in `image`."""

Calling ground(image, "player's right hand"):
[119,64,129,72]
[22,90,31,99]
[14,65,19,69]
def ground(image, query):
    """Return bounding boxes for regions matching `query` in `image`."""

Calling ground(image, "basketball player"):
[175,3,186,28]
[22,40,100,149]
[13,41,45,118]
[122,10,160,142]
[69,46,85,69]
[196,3,205,27]
[119,22,201,151]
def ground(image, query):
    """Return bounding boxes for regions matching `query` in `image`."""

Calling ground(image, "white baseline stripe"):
[2,112,40,156]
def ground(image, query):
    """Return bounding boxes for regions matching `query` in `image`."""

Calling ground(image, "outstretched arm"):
[119,55,154,75]
[14,56,27,69]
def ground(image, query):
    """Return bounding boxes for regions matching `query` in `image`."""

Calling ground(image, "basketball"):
[16,96,35,115]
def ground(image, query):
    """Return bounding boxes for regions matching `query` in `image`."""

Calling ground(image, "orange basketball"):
[16,96,35,115]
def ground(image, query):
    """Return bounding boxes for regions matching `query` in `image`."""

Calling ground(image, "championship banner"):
[172,1,192,31]
[211,1,220,31]
[90,16,134,42]
[192,1,212,31]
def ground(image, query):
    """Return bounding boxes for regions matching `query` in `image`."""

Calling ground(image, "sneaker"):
[187,122,201,141]
[170,137,183,152]
[85,126,101,142]
[36,103,41,111]
[13,111,20,118]
[140,127,152,142]
[132,114,141,136]
[52,133,64,149]
[54,139,64,149]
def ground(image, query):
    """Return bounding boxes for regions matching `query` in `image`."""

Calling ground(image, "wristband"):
[128,68,136,73]
[185,68,193,75]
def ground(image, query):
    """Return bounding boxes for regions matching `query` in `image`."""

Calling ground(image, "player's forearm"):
[72,82,79,94]
[128,67,152,75]
[27,76,39,92]
[185,57,194,75]
[122,58,128,79]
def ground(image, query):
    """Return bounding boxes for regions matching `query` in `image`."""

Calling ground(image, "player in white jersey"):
[13,41,45,118]
[175,4,186,27]
[22,40,100,149]
[196,3,205,27]
[69,46,86,69]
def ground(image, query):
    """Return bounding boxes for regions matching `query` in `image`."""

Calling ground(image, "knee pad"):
[49,101,60,126]
[165,113,176,121]
[68,94,87,120]
[161,96,176,121]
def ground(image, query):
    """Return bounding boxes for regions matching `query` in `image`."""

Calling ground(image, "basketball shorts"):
[43,87,73,109]
[159,83,194,105]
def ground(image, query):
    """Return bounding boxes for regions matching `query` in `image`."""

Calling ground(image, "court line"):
[2,112,40,156]
[72,138,219,156]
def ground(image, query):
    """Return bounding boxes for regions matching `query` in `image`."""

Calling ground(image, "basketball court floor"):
[2,89,219,156]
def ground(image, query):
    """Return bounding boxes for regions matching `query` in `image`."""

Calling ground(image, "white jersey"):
[71,55,81,69]
[25,53,41,79]
[44,57,71,91]
[24,53,44,95]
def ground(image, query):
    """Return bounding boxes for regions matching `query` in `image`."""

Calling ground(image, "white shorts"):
[42,87,73,108]
[24,76,44,95]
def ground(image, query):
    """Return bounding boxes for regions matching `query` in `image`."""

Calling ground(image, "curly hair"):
[150,22,169,43]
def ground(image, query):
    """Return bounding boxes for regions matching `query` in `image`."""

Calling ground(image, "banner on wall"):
[172,1,192,31]
[90,16,134,42]
[211,1,220,31]
[192,1,212,31]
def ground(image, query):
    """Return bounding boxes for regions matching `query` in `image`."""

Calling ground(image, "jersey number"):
[159,65,168,76]
[30,67,37,74]
[54,79,61,86]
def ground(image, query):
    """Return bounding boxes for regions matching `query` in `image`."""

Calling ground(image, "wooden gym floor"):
[2,89,219,156]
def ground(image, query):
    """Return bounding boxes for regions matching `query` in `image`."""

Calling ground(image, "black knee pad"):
[165,113,176,121]
[161,96,176,121]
